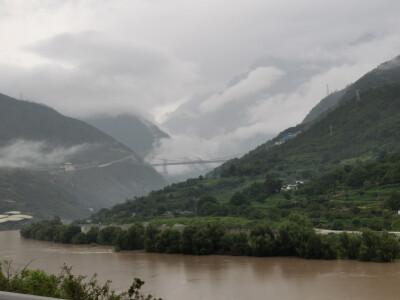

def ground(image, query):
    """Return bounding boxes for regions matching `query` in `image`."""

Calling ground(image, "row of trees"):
[20,215,400,262]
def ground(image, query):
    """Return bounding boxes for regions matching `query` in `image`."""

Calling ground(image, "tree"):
[197,195,218,215]
[125,224,145,250]
[250,224,275,256]
[265,175,282,195]
[181,225,199,254]
[230,192,247,206]
[155,229,181,253]
[85,227,99,244]
[377,231,400,262]
[346,167,368,188]
[339,232,361,259]
[359,229,379,261]
[384,191,400,211]
[60,225,82,244]
[192,227,214,255]
[71,232,87,244]
[143,224,160,252]
[225,232,250,256]
[206,222,225,252]
[98,226,122,245]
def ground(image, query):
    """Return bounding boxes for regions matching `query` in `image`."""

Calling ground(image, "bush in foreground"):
[0,261,161,300]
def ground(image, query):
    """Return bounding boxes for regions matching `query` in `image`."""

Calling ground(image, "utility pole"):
[356,89,361,102]
[330,124,333,136]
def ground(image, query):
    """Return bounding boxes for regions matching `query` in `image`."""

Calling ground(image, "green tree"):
[60,225,82,244]
[230,192,247,206]
[250,224,275,256]
[181,224,199,254]
[98,226,122,245]
[339,232,361,259]
[384,191,400,211]
[155,229,181,253]
[71,232,87,244]
[192,227,214,255]
[143,224,160,252]
[85,227,99,244]
[126,224,145,250]
[377,231,400,262]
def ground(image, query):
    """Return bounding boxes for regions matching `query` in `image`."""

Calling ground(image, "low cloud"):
[0,31,199,120]
[0,140,88,168]
[151,57,384,176]
[199,67,285,114]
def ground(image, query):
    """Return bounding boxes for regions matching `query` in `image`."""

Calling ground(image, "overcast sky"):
[1,0,400,174]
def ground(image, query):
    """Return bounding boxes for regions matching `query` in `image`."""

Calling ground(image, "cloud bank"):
[0,140,88,168]
[1,1,400,176]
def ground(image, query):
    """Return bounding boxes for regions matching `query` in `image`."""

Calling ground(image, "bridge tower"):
[162,159,168,176]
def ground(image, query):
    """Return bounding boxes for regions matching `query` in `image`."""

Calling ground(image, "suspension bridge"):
[149,154,243,175]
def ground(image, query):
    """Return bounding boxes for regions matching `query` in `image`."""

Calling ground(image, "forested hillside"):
[87,55,400,232]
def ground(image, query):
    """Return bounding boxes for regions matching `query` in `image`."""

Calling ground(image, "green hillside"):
[87,55,400,231]
[219,56,400,180]
[0,168,86,220]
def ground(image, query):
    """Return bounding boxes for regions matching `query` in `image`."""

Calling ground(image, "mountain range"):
[0,93,166,220]
[85,114,169,158]
[88,55,400,226]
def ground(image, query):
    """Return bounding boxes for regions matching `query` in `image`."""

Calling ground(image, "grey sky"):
[1,0,400,174]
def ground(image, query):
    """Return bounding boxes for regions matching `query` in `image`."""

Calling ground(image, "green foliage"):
[85,227,99,244]
[21,214,400,262]
[0,261,161,300]
[358,229,400,262]
[155,229,181,253]
[384,191,400,211]
[230,192,247,206]
[181,224,199,254]
[143,224,160,252]
[60,225,82,244]
[339,232,362,259]
[98,226,122,246]
[249,224,275,256]
[0,169,87,220]
[222,232,250,256]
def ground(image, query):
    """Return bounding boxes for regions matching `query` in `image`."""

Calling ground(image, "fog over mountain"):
[1,1,400,176]
[0,139,88,169]
[151,57,378,175]
[85,114,169,158]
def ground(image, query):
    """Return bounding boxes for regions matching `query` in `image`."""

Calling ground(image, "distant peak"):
[377,55,400,70]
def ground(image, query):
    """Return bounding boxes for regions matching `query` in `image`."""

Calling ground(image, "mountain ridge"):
[0,93,166,221]
[87,54,400,226]
[85,114,169,158]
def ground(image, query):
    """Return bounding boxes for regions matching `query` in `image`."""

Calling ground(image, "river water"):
[1,230,400,300]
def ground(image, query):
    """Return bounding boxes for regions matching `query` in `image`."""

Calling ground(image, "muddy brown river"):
[1,230,400,299]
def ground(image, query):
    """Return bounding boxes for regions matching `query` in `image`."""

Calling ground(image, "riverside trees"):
[20,215,400,262]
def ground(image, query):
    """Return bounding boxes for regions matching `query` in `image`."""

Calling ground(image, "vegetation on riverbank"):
[21,215,400,262]
[0,261,161,300]
[86,151,400,232]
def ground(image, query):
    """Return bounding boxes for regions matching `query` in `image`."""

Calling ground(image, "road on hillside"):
[51,155,138,174]
[316,228,400,237]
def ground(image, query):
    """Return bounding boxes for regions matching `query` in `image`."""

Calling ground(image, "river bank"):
[2,230,400,300]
